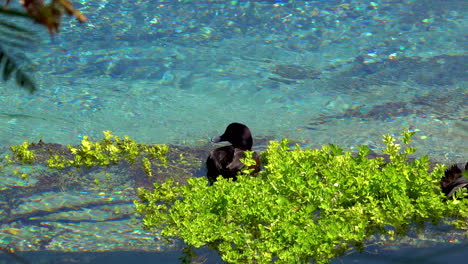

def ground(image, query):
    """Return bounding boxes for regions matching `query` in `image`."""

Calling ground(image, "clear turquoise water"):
[1,0,465,163]
[0,0,467,263]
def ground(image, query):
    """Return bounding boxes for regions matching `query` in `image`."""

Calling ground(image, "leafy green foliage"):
[8,131,168,178]
[240,150,257,175]
[136,131,468,264]
[7,140,36,179]
[54,131,168,176]
[10,141,35,164]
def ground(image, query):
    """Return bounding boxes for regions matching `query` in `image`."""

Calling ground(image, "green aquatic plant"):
[239,150,258,175]
[10,141,35,164]
[135,131,467,264]
[53,131,168,177]
[8,131,168,178]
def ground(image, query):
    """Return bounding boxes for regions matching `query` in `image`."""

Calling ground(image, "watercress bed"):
[5,131,467,263]
[136,131,467,263]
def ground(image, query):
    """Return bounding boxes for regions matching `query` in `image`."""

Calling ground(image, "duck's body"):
[441,162,468,199]
[206,123,260,185]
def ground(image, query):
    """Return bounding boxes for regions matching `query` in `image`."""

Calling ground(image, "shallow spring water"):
[0,0,466,263]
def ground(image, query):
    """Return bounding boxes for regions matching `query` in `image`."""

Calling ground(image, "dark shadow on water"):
[334,242,468,264]
[0,250,223,264]
[2,243,467,264]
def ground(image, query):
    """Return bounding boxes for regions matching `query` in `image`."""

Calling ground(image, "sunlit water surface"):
[0,0,466,263]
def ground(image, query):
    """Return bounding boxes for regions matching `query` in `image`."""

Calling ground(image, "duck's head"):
[441,162,468,199]
[211,122,253,150]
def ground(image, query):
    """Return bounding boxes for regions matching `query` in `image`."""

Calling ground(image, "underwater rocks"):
[331,54,467,89]
[342,102,421,120]
[307,92,465,127]
[267,54,466,97]
[304,54,467,128]
[271,64,321,80]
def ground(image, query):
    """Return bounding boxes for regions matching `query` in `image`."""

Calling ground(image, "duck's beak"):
[211,136,223,143]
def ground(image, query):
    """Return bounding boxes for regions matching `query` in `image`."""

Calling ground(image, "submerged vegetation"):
[136,131,467,263]
[6,131,168,178]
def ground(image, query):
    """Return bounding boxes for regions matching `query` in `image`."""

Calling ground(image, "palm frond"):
[0,19,33,33]
[0,7,33,19]
[0,8,37,93]
[0,45,36,93]
[0,20,34,48]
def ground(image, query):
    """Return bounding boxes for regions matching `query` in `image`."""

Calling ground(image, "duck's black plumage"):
[206,123,260,185]
[441,162,468,199]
